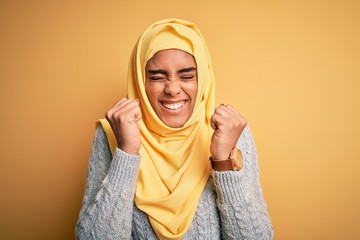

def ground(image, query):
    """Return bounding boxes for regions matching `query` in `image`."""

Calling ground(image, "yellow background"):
[1,1,359,239]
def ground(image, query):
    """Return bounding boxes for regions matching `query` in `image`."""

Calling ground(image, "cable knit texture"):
[76,126,273,239]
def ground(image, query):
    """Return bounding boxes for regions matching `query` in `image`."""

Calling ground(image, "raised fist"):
[210,104,247,160]
[105,98,142,155]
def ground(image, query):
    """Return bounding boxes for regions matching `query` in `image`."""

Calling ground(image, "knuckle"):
[243,118,247,126]
[113,111,124,121]
[240,116,247,126]
[105,110,112,120]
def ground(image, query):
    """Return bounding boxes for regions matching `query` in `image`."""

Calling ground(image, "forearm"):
[212,127,273,240]
[76,127,141,240]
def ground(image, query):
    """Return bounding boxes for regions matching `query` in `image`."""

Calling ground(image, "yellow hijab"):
[99,19,215,239]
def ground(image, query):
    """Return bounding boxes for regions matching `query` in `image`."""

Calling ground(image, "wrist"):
[210,147,243,171]
[211,148,233,161]
[119,145,140,156]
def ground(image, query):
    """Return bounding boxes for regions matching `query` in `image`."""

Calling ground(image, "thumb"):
[210,115,218,130]
[133,98,142,122]
[133,111,142,122]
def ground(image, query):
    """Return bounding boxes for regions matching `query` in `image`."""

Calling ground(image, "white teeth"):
[162,101,185,110]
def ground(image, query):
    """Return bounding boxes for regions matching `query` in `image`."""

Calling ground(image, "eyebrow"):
[147,67,197,75]
[147,69,167,75]
[177,67,197,74]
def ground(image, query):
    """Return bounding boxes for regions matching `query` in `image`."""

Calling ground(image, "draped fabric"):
[99,18,216,239]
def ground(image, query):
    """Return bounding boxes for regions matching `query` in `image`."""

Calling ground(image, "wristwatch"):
[210,147,243,171]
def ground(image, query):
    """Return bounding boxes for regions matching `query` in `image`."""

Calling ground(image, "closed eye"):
[180,75,195,80]
[149,75,166,81]
[178,67,197,81]
[147,69,167,81]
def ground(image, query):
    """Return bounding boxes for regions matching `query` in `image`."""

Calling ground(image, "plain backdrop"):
[1,1,359,239]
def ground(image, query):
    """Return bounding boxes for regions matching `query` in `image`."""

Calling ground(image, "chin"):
[162,119,187,128]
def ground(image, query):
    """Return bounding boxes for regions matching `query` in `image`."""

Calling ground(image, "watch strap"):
[210,158,233,171]
[210,147,243,171]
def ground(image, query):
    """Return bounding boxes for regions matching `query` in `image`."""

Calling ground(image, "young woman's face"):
[145,49,198,128]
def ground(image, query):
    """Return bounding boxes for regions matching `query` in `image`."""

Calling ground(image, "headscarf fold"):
[99,18,216,239]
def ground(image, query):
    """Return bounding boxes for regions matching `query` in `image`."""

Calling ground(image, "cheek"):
[187,82,198,100]
[145,83,160,105]
[145,83,152,102]
[181,82,198,111]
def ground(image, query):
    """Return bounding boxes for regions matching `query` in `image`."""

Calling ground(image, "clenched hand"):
[210,104,247,160]
[105,98,142,155]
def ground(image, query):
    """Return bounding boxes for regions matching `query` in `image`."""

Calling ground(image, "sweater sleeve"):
[212,127,274,240]
[76,126,141,240]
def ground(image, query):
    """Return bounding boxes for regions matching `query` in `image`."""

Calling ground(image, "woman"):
[76,18,273,239]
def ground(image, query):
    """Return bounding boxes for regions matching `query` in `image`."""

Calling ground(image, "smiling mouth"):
[161,101,186,110]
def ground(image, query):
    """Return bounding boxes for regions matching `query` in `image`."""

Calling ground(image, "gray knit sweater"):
[76,126,273,239]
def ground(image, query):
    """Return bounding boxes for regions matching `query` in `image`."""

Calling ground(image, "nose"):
[164,80,181,96]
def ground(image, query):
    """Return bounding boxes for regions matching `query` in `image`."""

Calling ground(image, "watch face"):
[211,148,243,171]
[232,148,243,171]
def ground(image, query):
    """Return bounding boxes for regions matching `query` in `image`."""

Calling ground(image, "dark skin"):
[106,49,247,160]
